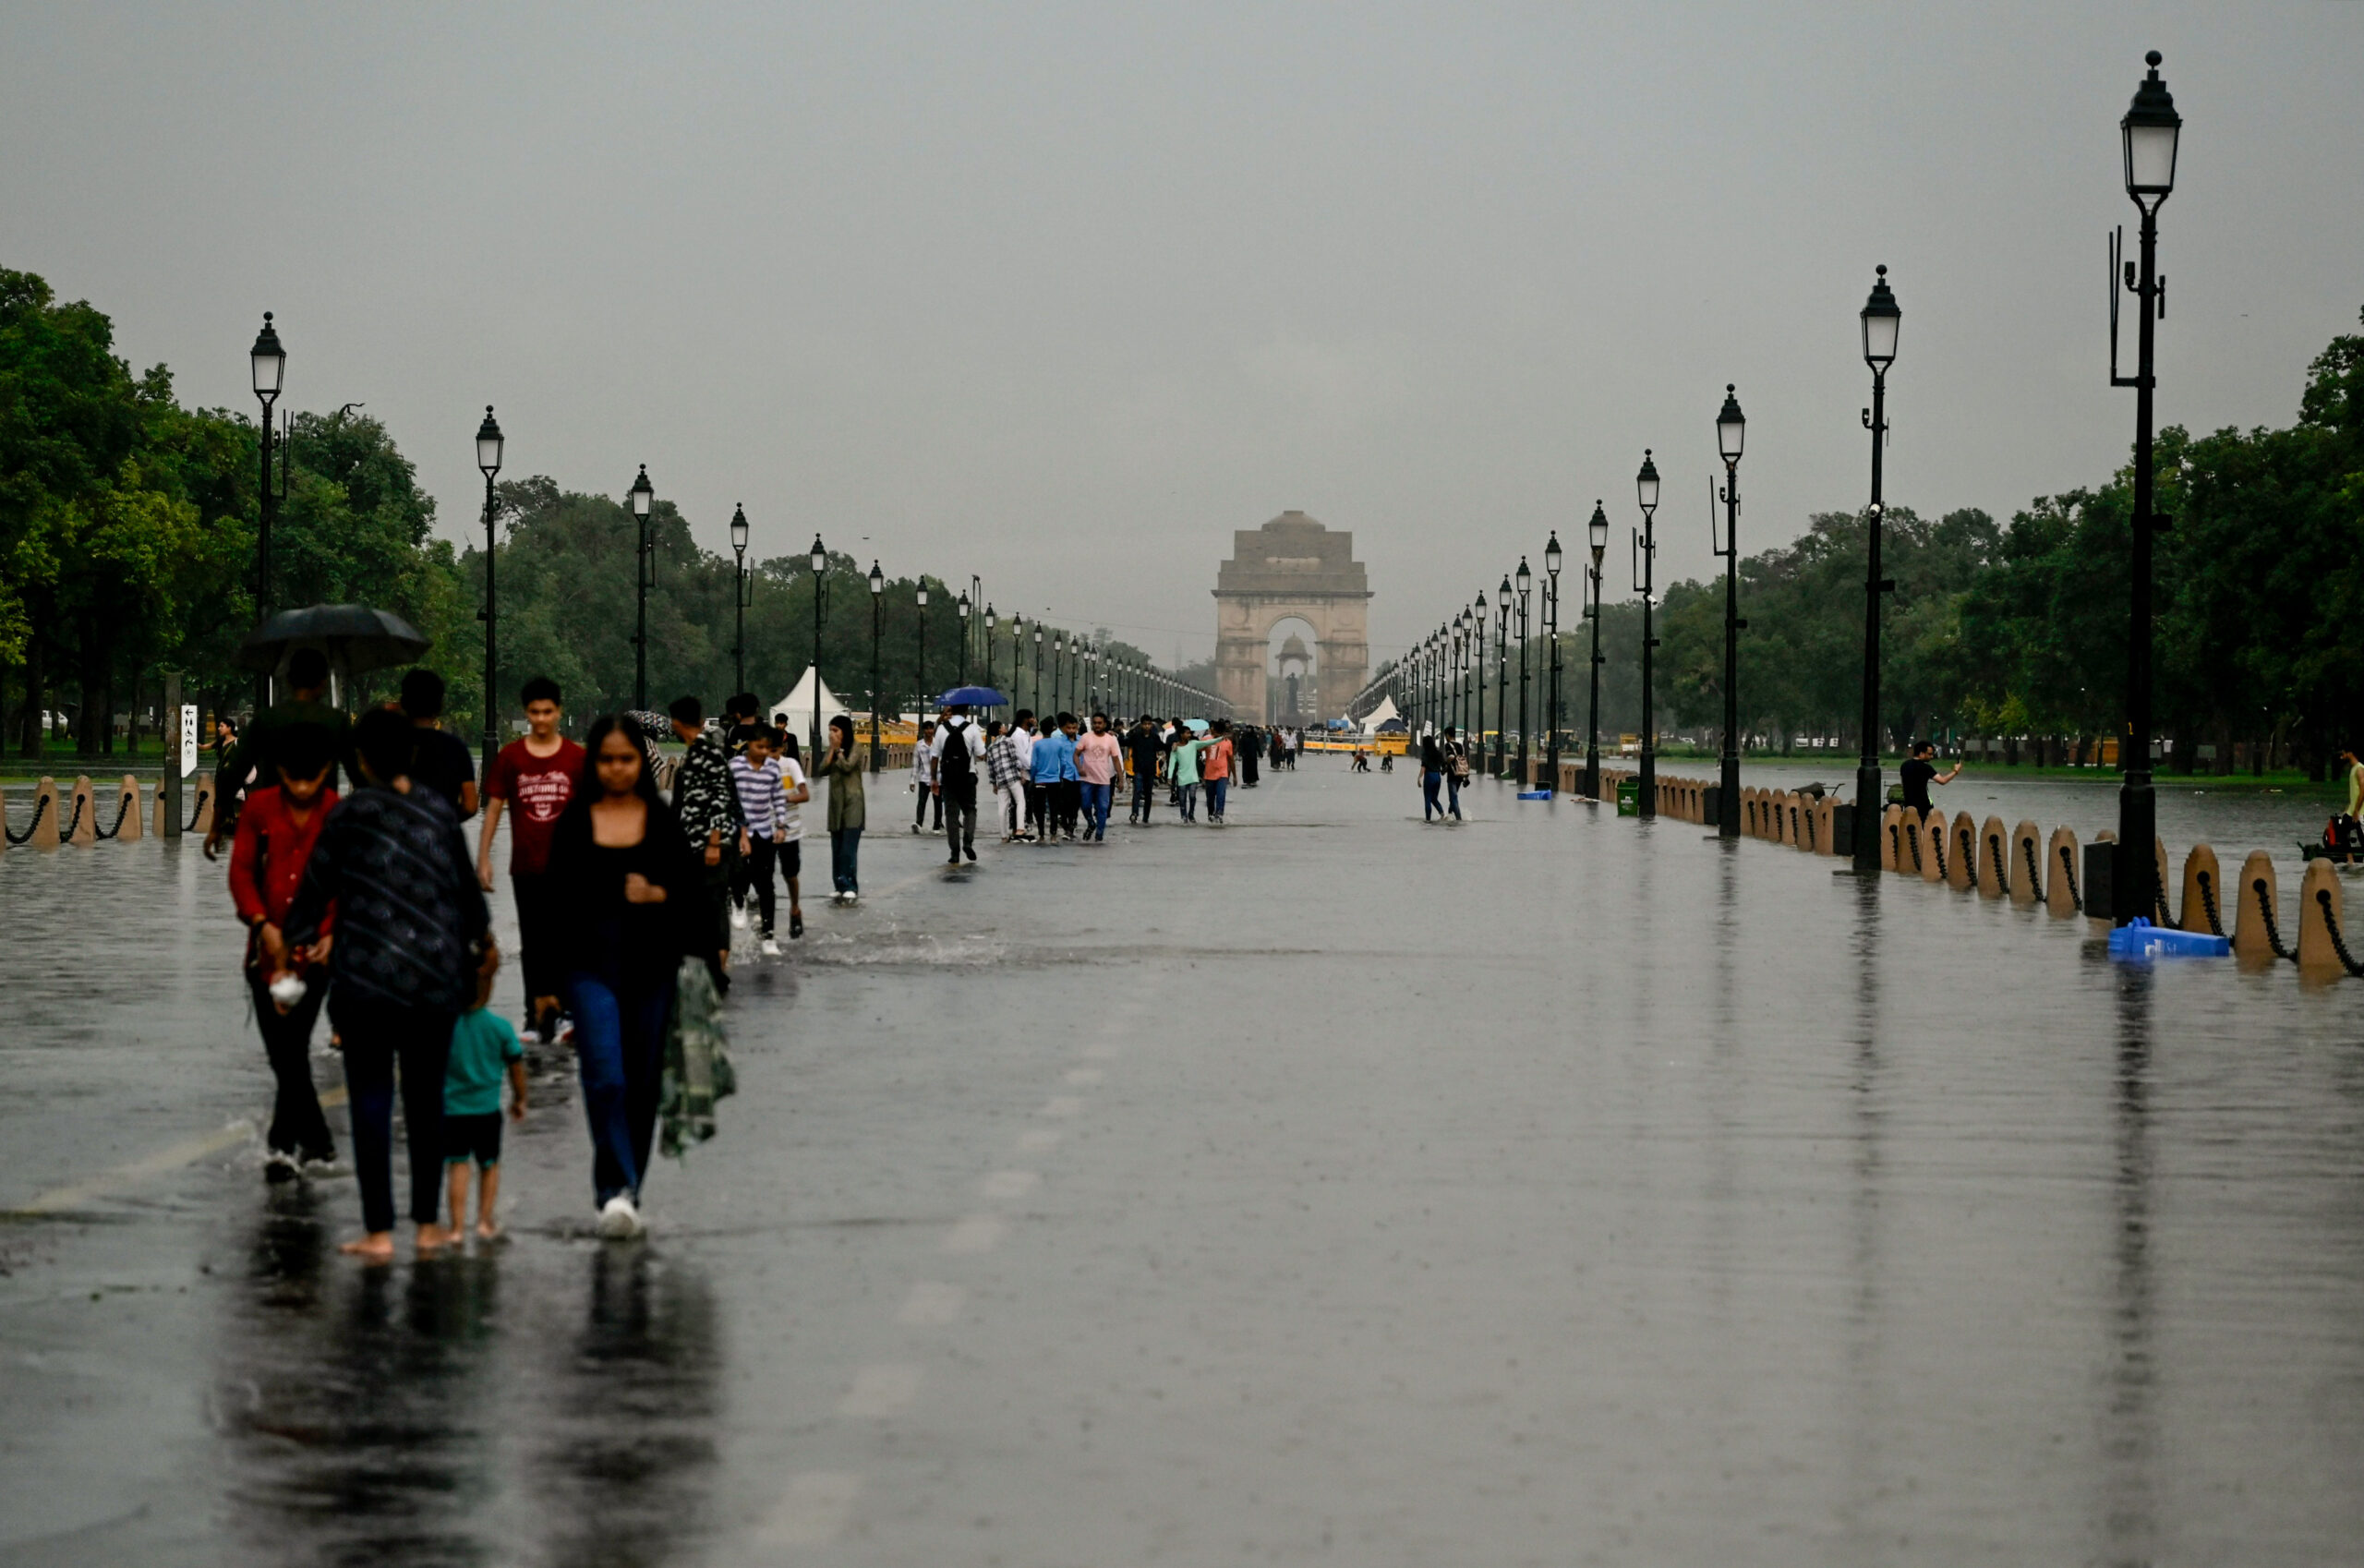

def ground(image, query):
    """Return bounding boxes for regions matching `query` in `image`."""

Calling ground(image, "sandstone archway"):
[1213,512,1370,723]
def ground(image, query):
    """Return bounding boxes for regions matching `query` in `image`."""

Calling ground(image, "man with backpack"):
[931,703,985,864]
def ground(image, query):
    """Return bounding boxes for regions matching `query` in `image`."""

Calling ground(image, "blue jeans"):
[1423,769,1443,819]
[564,971,673,1208]
[1445,773,1462,818]
[1205,778,1229,819]
[1079,781,1112,838]
[1178,783,1198,821]
[830,826,862,893]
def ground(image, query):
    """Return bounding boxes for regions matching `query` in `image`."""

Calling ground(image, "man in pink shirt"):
[1075,712,1124,843]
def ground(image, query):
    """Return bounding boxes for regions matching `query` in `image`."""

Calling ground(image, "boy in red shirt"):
[476,677,585,1042]
[227,725,340,1179]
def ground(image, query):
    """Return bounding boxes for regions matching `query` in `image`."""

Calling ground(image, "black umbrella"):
[237,604,430,674]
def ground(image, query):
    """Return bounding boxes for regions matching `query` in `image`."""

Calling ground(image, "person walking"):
[544,714,700,1239]
[819,714,868,902]
[984,719,1027,843]
[669,695,748,975]
[477,676,583,1042]
[1169,724,1204,822]
[933,704,984,863]
[1076,713,1122,842]
[773,730,811,938]
[1418,730,1446,821]
[728,726,793,953]
[1125,715,1164,825]
[1441,726,1467,821]
[1007,710,1041,842]
[1899,740,1961,826]
[227,723,341,1181]
[402,669,478,821]
[441,962,527,1241]
[1201,720,1236,826]
[1031,712,1076,841]
[1238,724,1260,790]
[282,707,492,1261]
[206,647,348,858]
[911,716,942,834]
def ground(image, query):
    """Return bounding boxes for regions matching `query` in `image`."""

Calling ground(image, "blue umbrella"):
[935,684,1007,707]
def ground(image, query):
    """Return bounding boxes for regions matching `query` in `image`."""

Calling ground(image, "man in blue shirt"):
[1031,713,1081,842]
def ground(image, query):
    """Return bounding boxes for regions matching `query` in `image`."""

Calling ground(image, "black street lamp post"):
[248,313,287,706]
[1494,577,1511,776]
[1452,619,1465,736]
[1634,451,1660,820]
[1032,625,1043,715]
[476,407,504,769]
[915,580,929,716]
[630,465,656,710]
[1852,267,1901,872]
[730,503,750,700]
[1472,594,1487,767]
[868,561,885,772]
[807,534,827,757]
[957,592,971,685]
[2111,51,2182,924]
[1544,532,1564,790]
[983,603,996,699]
[1514,559,1532,784]
[1714,386,1747,838]
[1584,502,1607,801]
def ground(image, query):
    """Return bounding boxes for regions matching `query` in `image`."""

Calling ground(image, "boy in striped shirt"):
[728,728,793,955]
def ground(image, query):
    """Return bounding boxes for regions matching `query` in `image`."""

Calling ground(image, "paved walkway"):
[3,762,2360,1565]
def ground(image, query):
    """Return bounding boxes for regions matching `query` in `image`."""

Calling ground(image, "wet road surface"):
[4,762,2362,1566]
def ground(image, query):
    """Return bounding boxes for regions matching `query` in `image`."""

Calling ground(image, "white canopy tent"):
[769,667,855,741]
[1358,695,1401,735]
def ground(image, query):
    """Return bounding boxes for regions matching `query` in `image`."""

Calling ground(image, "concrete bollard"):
[114,776,142,840]
[1813,796,1837,855]
[2010,821,2043,904]
[1880,804,1903,872]
[1977,814,2008,897]
[2296,858,2349,981]
[1916,811,1943,882]
[2045,826,2080,915]
[29,777,63,848]
[190,776,215,838]
[2179,844,2223,935]
[66,776,98,846]
[2231,850,2280,968]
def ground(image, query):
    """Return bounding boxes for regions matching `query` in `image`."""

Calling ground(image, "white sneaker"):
[730,906,749,930]
[597,1195,643,1239]
[761,936,782,957]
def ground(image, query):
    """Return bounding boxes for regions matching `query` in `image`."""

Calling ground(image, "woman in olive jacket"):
[817,714,866,904]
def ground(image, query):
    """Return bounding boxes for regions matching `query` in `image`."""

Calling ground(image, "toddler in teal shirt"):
[445,968,528,1239]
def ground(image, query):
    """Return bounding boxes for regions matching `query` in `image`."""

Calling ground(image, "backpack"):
[937,718,976,787]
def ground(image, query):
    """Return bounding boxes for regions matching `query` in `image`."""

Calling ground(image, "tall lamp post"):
[1472,594,1487,767]
[1451,619,1465,736]
[1852,267,1901,872]
[1714,386,1746,838]
[1544,532,1564,790]
[1634,451,1660,820]
[476,407,504,769]
[915,579,930,715]
[1583,503,1607,800]
[1514,559,1533,783]
[2111,50,2181,924]
[730,503,750,700]
[1494,578,1511,776]
[983,604,996,699]
[807,534,827,758]
[957,592,971,684]
[630,465,656,709]
[248,314,286,706]
[867,561,885,772]
[1032,625,1043,714]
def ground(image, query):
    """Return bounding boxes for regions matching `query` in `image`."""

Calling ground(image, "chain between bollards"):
[2313,890,2364,977]
[3,791,51,845]
[2195,869,2223,936]
[2057,843,2081,912]
[57,792,84,842]
[90,790,135,841]
[2252,877,2297,962]
[2023,836,2044,900]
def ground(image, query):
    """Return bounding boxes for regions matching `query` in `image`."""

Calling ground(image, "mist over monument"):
[1212,512,1371,725]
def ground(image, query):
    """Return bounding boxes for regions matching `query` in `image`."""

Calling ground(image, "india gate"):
[1213,511,1371,724]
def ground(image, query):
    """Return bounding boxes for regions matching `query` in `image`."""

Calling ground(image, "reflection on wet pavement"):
[4,763,2362,1565]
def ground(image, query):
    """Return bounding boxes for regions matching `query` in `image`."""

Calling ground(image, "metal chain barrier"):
[2023,836,2044,899]
[3,791,51,845]
[90,790,134,840]
[2194,870,2223,935]
[2313,890,2364,978]
[1930,831,1947,883]
[187,789,208,832]
[1958,823,1975,881]
[1907,822,1924,874]
[2252,877,2297,962]
[2057,843,2081,911]
[2154,877,2173,926]
[56,791,85,842]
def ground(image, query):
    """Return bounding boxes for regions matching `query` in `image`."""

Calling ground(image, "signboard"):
[180,704,199,778]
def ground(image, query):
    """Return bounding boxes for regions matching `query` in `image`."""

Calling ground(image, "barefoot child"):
[445,965,528,1239]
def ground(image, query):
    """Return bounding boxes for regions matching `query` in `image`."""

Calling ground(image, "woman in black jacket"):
[545,715,703,1238]
[283,707,492,1262]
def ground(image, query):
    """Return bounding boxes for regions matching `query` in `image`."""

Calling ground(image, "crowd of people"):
[204,656,1299,1263]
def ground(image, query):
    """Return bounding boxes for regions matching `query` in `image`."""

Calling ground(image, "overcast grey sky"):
[5,3,2358,668]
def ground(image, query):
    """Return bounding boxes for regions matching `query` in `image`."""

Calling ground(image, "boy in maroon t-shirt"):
[476,677,585,1041]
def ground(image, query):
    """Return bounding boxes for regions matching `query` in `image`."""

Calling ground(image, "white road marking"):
[1064,1067,1104,1086]
[1015,1129,1062,1153]
[941,1213,1007,1254]
[838,1363,924,1417]
[11,1085,356,1218]
[754,1471,863,1547]
[979,1170,1040,1200]
[896,1281,965,1326]
[1039,1095,1084,1118]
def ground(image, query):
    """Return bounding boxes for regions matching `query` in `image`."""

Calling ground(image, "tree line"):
[0,268,1152,761]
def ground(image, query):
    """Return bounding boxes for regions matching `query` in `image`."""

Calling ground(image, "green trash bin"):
[1616,778,1640,816]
